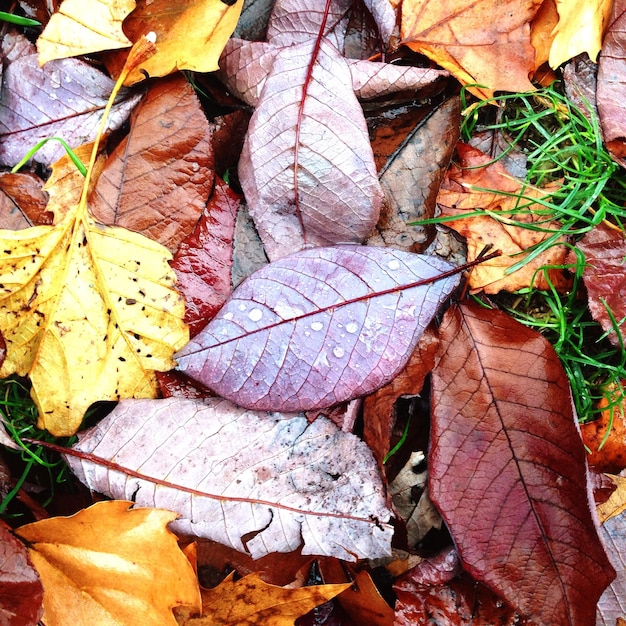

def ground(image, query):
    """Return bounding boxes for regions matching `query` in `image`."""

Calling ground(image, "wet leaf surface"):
[0,172,51,229]
[430,301,614,625]
[176,246,459,412]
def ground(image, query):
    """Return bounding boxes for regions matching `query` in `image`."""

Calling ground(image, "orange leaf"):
[400,0,542,98]
[176,572,349,625]
[15,501,201,626]
[437,144,570,293]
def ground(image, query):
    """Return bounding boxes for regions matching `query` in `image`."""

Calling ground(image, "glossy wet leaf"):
[37,0,135,65]
[175,246,459,413]
[430,301,615,625]
[67,397,394,561]
[15,501,201,626]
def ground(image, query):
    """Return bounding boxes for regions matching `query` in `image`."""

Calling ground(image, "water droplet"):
[223,312,234,321]
[345,322,358,334]
[311,321,324,331]
[332,346,345,358]
[249,308,263,322]
[304,331,310,338]
[388,259,400,270]
[238,303,247,311]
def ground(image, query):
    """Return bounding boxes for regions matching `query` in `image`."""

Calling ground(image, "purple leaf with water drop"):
[175,245,459,412]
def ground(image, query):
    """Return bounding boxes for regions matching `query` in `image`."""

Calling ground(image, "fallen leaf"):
[175,246,459,413]
[0,168,188,436]
[171,177,238,337]
[581,382,626,473]
[37,0,135,65]
[598,0,626,164]
[597,512,626,625]
[0,32,141,168]
[437,143,570,293]
[0,521,43,626]
[15,501,201,626]
[597,474,626,523]
[120,0,243,85]
[400,0,541,99]
[574,222,626,346]
[90,74,215,252]
[175,572,348,626]
[430,301,614,624]
[66,397,394,561]
[0,172,51,229]
[548,0,612,68]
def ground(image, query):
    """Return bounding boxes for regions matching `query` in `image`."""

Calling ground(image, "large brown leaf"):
[430,301,614,625]
[175,246,459,413]
[0,32,140,167]
[90,74,214,252]
[66,397,393,561]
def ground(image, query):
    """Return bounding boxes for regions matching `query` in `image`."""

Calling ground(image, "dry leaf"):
[120,0,244,85]
[597,512,626,625]
[37,0,135,65]
[0,177,188,435]
[176,572,349,625]
[597,475,626,523]
[15,501,201,626]
[0,172,51,229]
[67,397,394,561]
[401,0,542,98]
[548,0,612,68]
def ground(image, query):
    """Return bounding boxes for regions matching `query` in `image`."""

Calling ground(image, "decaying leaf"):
[120,0,244,85]
[0,172,51,229]
[401,0,541,98]
[0,522,43,626]
[0,177,188,435]
[15,501,201,626]
[66,397,394,561]
[0,32,141,168]
[437,143,570,293]
[548,0,612,68]
[176,246,459,413]
[90,74,215,252]
[597,474,626,523]
[175,572,349,625]
[430,301,615,625]
[37,0,135,65]
[597,512,626,626]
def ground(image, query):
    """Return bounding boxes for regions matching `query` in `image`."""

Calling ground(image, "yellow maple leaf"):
[37,0,136,65]
[15,501,201,626]
[400,0,542,99]
[0,37,188,436]
[121,0,244,86]
[175,572,350,626]
[548,0,612,68]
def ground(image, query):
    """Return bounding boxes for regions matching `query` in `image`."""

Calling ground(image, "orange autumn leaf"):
[15,501,201,626]
[175,572,350,625]
[400,0,542,99]
[437,143,570,293]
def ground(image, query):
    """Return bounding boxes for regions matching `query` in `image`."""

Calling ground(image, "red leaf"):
[171,177,239,337]
[176,246,459,412]
[0,522,43,626]
[430,301,615,625]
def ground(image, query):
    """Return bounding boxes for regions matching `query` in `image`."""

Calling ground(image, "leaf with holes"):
[175,246,459,412]
[430,301,615,625]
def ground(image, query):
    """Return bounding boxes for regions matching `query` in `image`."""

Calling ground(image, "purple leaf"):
[175,245,459,412]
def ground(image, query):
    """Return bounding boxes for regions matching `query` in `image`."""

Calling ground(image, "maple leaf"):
[66,397,394,561]
[218,0,447,259]
[37,0,135,65]
[176,572,349,625]
[14,501,201,626]
[400,0,542,99]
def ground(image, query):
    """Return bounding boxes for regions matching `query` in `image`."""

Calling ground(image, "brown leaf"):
[171,177,238,337]
[0,32,141,168]
[176,572,349,625]
[437,143,570,293]
[0,173,50,229]
[90,74,214,252]
[597,512,626,625]
[597,475,626,523]
[15,501,201,626]
[430,301,615,625]
[400,0,541,99]
[581,382,626,473]
[0,521,43,626]
[598,0,626,164]
[574,222,626,346]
